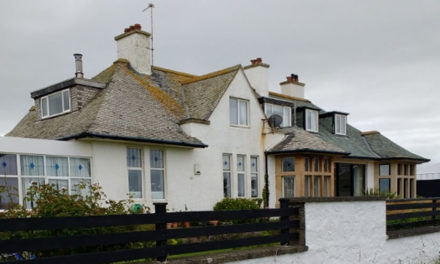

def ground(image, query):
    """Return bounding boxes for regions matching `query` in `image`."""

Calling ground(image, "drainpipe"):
[264,152,269,207]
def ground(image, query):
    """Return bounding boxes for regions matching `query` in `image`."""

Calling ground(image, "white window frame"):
[264,103,292,127]
[150,149,165,200]
[230,97,249,127]
[305,109,319,132]
[222,153,232,198]
[250,156,259,198]
[127,148,143,199]
[40,89,71,119]
[335,114,347,135]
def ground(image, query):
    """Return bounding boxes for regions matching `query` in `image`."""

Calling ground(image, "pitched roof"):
[267,127,349,155]
[363,132,429,162]
[7,61,206,148]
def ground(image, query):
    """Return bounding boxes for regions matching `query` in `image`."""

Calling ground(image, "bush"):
[213,198,261,211]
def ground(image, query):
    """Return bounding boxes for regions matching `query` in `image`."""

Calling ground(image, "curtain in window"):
[20,156,44,176]
[0,178,19,209]
[127,148,142,168]
[223,172,231,197]
[151,170,164,199]
[229,98,238,125]
[63,90,70,111]
[49,92,63,115]
[128,170,142,198]
[283,177,295,198]
[46,156,68,177]
[237,173,245,197]
[0,154,17,175]
[70,158,91,178]
[150,150,163,168]
[239,100,248,125]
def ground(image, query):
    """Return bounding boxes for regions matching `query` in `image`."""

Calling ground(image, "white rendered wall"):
[116,32,151,75]
[280,83,304,99]
[228,200,440,264]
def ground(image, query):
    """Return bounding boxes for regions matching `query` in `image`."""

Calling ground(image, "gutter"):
[265,149,350,156]
[58,132,208,148]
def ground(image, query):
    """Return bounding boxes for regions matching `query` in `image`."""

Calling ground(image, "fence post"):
[154,202,167,262]
[279,198,289,245]
[433,199,437,222]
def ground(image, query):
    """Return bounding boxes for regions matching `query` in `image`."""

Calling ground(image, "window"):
[323,158,330,172]
[410,179,414,198]
[379,164,390,176]
[314,158,320,172]
[282,176,295,198]
[305,175,312,197]
[40,89,71,118]
[46,156,69,192]
[324,176,331,197]
[314,176,321,197]
[0,154,19,209]
[237,155,245,197]
[282,157,295,172]
[70,158,91,196]
[127,148,143,199]
[265,103,291,127]
[335,114,347,135]
[223,154,231,198]
[379,178,390,193]
[304,157,310,172]
[230,98,249,126]
[250,156,258,198]
[305,109,319,132]
[150,150,165,199]
[404,179,408,198]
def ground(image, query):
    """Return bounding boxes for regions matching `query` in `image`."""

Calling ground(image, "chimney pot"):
[73,53,84,78]
[124,27,130,33]
[250,57,263,65]
[134,24,141,30]
[129,25,135,31]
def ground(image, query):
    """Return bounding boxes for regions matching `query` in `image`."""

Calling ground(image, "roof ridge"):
[181,64,241,85]
[152,66,198,78]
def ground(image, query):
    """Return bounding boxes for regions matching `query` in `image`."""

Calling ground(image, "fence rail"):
[386,198,440,231]
[0,200,303,264]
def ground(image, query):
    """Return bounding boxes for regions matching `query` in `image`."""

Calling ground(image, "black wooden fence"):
[0,200,303,263]
[386,198,440,231]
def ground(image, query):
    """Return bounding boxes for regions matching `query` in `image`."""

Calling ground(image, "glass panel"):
[323,158,329,172]
[379,178,390,193]
[223,172,231,197]
[379,164,390,176]
[150,150,163,169]
[229,98,238,125]
[63,90,70,111]
[283,176,295,198]
[314,158,320,172]
[223,154,231,171]
[283,107,291,127]
[251,174,258,197]
[306,110,312,130]
[398,164,402,175]
[237,173,245,197]
[352,165,365,196]
[41,97,48,117]
[239,100,248,126]
[237,155,245,172]
[128,170,142,199]
[20,155,44,176]
[46,156,68,177]
[151,170,164,199]
[0,154,17,175]
[305,176,312,197]
[404,179,408,198]
[250,157,258,173]
[48,179,69,192]
[48,92,63,116]
[264,103,272,117]
[397,178,402,196]
[336,163,352,196]
[304,157,310,172]
[324,176,330,197]
[404,164,408,175]
[127,148,142,168]
[70,158,91,177]
[282,157,295,172]
[314,176,321,197]
[410,179,414,198]
[0,178,19,209]
[71,178,91,196]
[21,177,45,209]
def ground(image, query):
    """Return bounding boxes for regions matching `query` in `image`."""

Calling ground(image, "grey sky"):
[1,0,439,170]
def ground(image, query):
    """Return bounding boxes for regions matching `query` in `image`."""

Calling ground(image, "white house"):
[0,24,428,211]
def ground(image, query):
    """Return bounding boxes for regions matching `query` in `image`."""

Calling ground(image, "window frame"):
[40,89,71,119]
[127,148,143,199]
[250,156,259,198]
[334,114,347,136]
[150,149,165,200]
[229,97,249,127]
[236,154,246,197]
[222,154,232,198]
[282,176,295,198]
[305,109,319,132]
[264,103,292,128]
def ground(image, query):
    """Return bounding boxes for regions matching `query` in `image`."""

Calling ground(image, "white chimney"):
[114,24,151,75]
[243,58,269,97]
[280,74,305,98]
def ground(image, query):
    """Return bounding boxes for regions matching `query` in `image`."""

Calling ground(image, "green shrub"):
[363,188,397,200]
[213,198,261,211]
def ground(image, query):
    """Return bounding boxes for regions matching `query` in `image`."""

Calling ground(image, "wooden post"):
[279,198,289,245]
[432,199,437,222]
[154,202,167,262]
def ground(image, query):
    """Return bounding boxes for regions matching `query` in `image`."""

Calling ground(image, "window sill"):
[230,124,250,129]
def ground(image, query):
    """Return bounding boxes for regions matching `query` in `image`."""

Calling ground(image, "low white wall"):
[229,200,440,264]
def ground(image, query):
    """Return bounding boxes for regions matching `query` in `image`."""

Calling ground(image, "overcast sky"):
[1,0,439,171]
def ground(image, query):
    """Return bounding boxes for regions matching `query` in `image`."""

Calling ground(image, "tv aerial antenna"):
[143,3,155,65]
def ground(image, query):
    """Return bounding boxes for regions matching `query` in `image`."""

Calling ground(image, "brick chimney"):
[114,24,152,75]
[280,73,306,98]
[243,57,270,97]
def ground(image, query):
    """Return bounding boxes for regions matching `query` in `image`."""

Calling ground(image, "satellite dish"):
[268,114,283,128]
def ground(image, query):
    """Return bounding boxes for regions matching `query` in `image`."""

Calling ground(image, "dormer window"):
[305,109,319,132]
[40,89,71,118]
[265,103,291,127]
[335,114,347,135]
